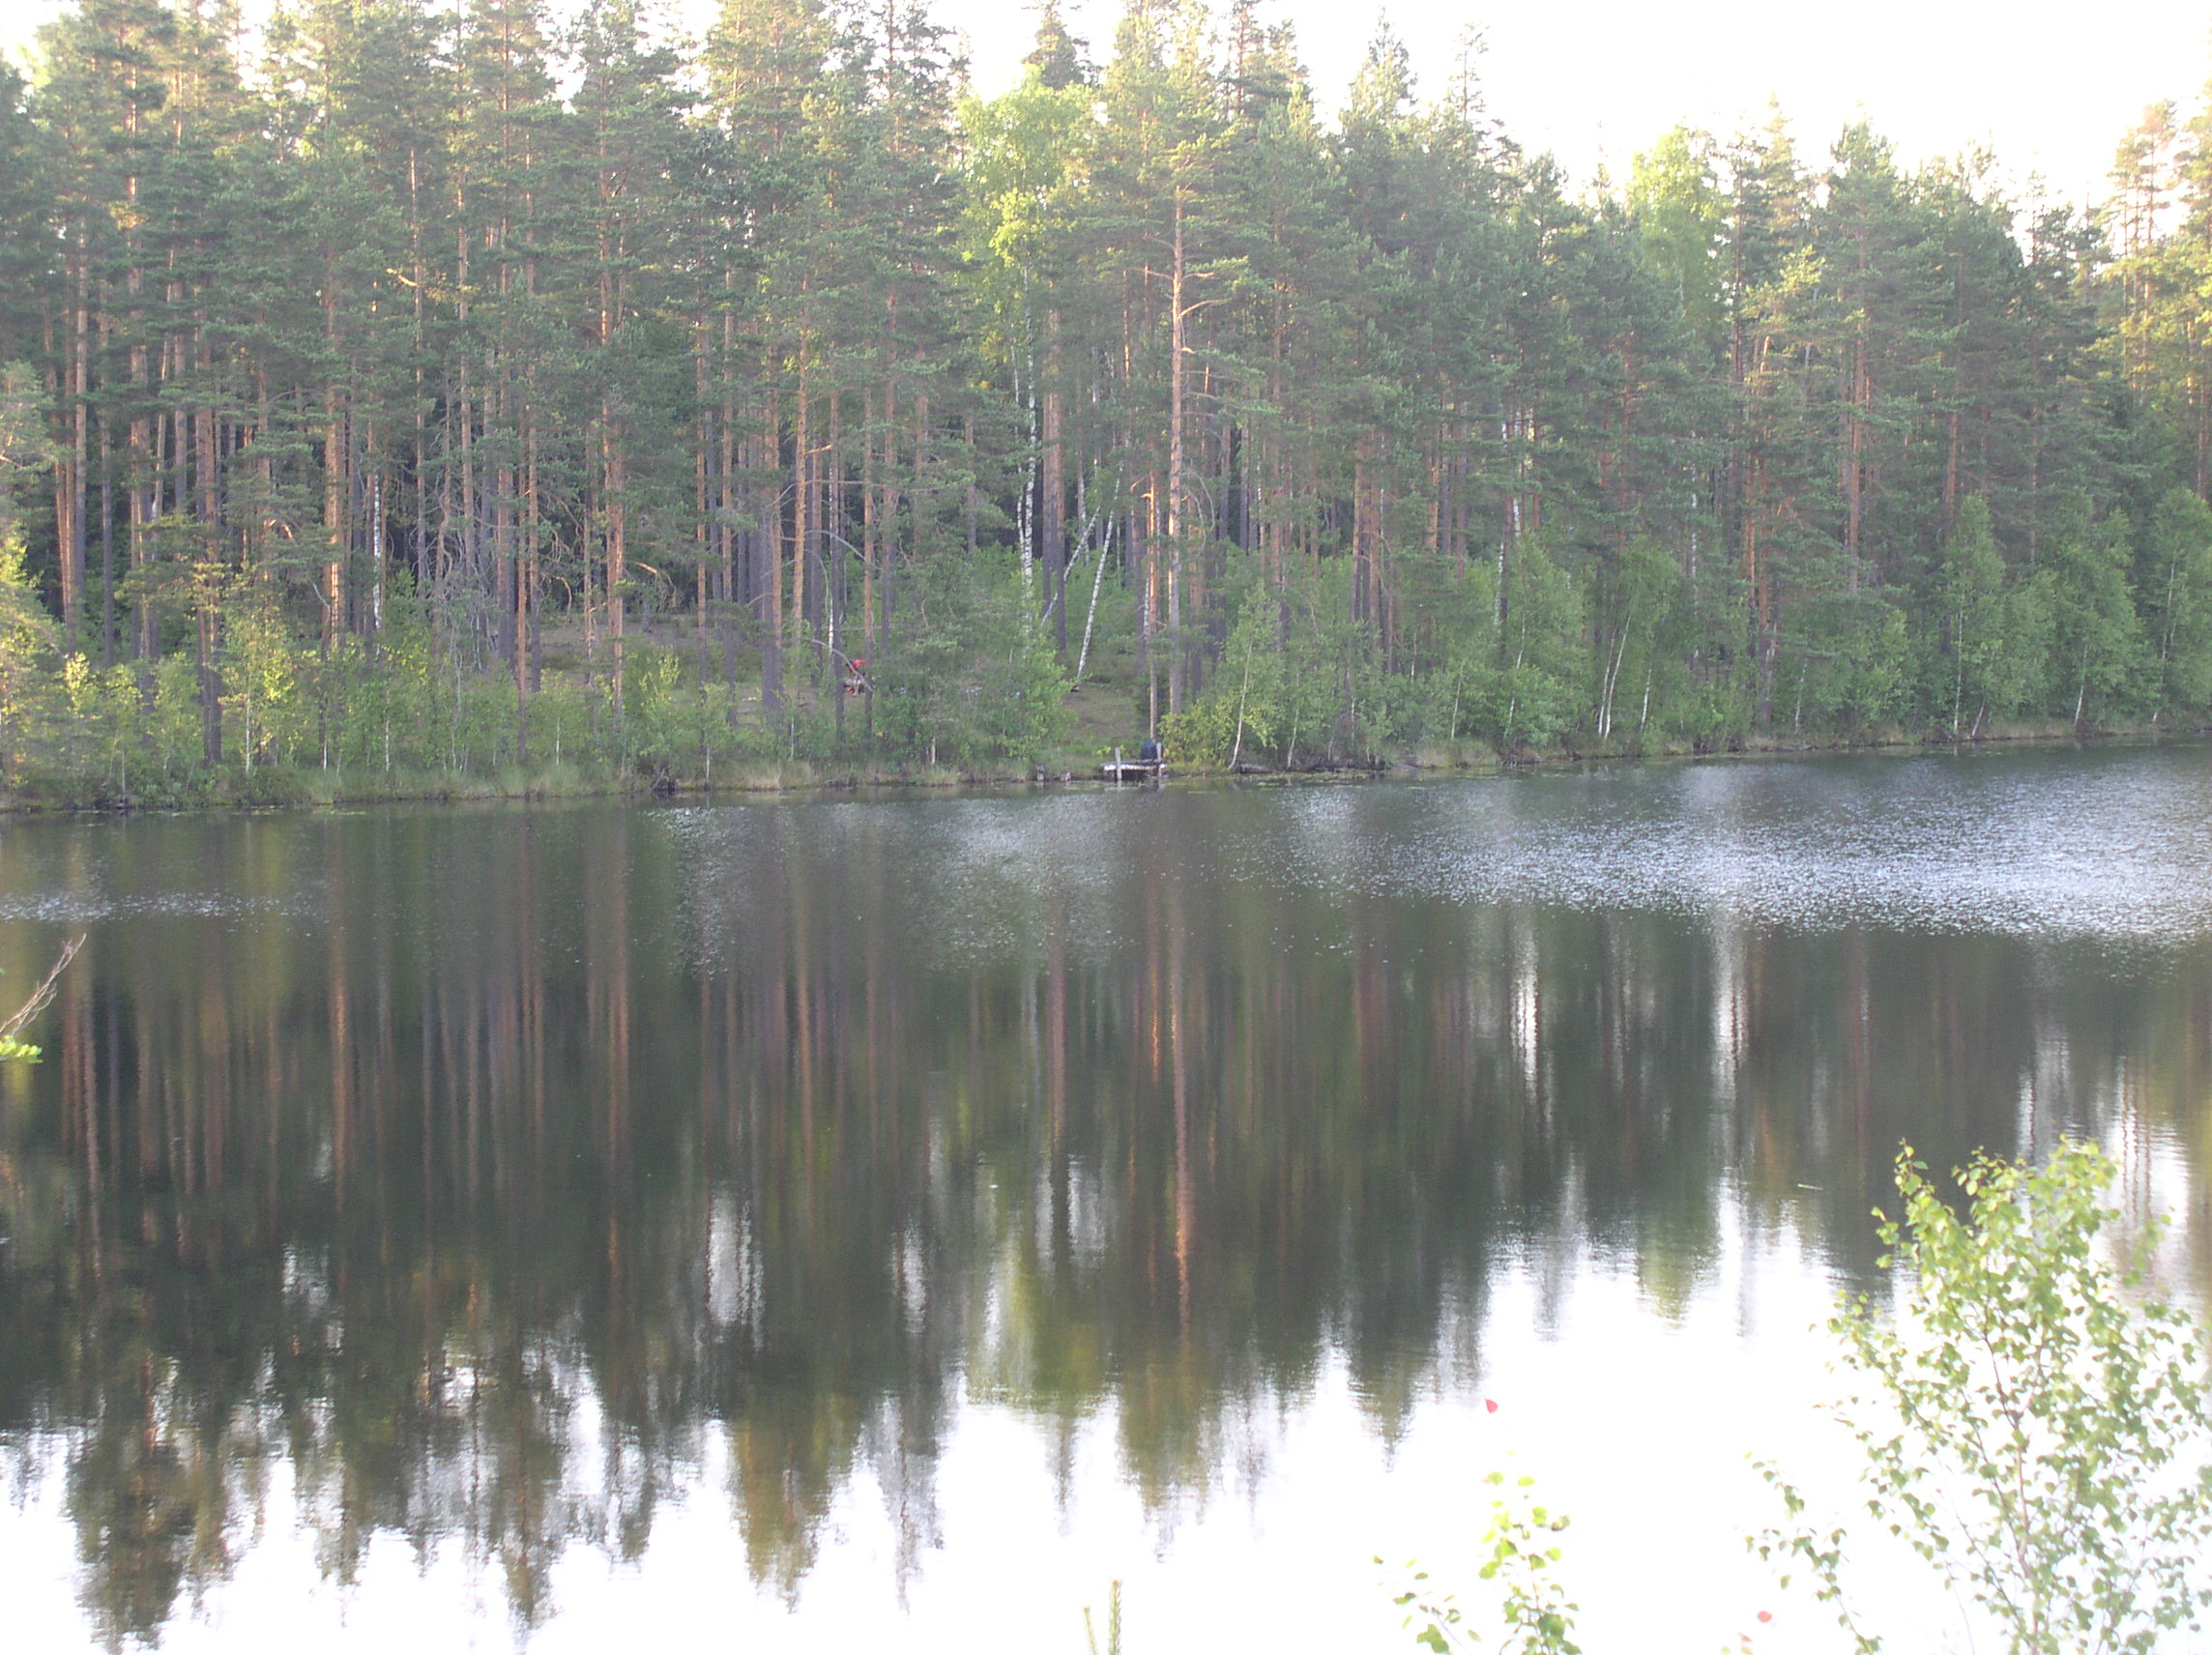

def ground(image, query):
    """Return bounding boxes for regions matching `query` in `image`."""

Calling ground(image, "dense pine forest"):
[6,0,2212,798]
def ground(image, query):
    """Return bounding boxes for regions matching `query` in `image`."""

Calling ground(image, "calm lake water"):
[2,744,2210,1653]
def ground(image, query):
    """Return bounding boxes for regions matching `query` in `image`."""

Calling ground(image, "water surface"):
[2,743,2210,1652]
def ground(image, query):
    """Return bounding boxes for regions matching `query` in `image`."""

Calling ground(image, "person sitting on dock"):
[1138,737,1161,766]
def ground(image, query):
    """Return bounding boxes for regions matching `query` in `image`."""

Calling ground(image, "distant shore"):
[0,717,2190,818]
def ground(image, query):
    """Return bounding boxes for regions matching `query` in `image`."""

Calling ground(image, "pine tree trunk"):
[1166,193,1187,716]
[604,409,626,721]
[1042,307,1066,653]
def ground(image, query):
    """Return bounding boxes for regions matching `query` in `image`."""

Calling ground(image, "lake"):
[2,744,2210,1653]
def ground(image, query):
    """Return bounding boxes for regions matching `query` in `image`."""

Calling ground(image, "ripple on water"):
[1248,749,2212,943]
[0,890,304,926]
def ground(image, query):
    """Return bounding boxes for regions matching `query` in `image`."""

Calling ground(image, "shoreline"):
[0,719,2195,819]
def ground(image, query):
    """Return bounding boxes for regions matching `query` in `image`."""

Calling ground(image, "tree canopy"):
[0,0,2210,789]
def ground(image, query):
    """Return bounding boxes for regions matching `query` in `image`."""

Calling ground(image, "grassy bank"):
[0,711,2191,818]
[0,756,1035,812]
[1166,713,2194,781]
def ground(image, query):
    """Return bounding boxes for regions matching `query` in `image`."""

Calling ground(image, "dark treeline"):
[7,0,2212,791]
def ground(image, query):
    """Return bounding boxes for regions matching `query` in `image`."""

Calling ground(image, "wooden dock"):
[1101,746,1163,782]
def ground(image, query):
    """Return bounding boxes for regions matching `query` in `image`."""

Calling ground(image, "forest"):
[6,0,2212,797]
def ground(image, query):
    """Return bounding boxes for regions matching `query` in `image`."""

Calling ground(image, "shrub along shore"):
[0,687,2185,816]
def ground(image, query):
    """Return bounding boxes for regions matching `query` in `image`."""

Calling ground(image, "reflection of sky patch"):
[1253,751,2212,943]
[663,792,1146,972]
[660,748,2212,962]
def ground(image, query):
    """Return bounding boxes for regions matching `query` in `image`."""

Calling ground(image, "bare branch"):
[0,934,85,1045]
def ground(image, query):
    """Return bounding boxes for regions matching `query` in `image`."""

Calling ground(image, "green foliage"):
[8,0,2212,788]
[1779,590,1909,731]
[1158,584,1284,766]
[871,554,1069,768]
[1487,537,1586,751]
[2140,488,2212,720]
[2046,509,2144,725]
[1630,128,1727,354]
[626,649,764,779]
[1755,1140,2212,1655]
[0,362,47,543]
[1590,536,1687,742]
[1929,498,2023,735]
[1265,560,1377,765]
[0,526,56,772]
[222,586,309,768]
[1387,1469,1582,1655]
[958,69,1094,336]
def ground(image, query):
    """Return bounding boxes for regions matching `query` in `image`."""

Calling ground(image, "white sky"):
[4,0,2207,205]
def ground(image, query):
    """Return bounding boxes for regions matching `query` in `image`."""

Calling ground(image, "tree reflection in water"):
[0,777,2204,1645]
